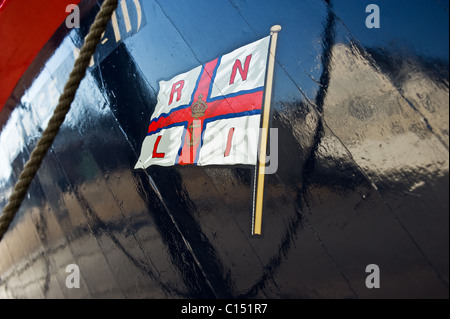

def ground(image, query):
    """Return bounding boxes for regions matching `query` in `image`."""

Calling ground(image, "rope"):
[0,0,119,241]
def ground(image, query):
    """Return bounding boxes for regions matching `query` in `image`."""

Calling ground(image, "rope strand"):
[0,0,119,241]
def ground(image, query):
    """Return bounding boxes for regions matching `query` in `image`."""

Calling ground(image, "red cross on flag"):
[135,36,271,169]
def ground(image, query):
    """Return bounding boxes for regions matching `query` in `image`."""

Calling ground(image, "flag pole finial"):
[270,25,282,33]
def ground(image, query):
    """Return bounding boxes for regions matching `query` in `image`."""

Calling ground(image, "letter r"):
[169,80,185,105]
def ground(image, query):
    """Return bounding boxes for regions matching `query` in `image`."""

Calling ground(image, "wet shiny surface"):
[0,0,448,298]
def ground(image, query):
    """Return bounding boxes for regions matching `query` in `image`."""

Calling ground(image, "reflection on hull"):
[0,0,448,298]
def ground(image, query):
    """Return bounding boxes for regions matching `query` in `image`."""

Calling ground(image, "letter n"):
[230,55,252,85]
[169,80,185,105]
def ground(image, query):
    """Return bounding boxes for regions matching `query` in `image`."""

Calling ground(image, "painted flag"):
[135,36,270,169]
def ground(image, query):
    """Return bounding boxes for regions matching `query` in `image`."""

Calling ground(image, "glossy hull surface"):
[0,0,448,298]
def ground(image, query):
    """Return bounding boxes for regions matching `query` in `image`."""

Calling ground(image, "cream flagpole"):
[253,25,281,235]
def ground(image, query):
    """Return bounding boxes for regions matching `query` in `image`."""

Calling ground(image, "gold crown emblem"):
[191,94,208,118]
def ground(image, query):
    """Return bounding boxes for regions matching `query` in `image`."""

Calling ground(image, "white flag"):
[135,36,270,169]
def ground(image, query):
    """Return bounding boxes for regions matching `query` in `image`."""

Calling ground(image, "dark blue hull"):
[0,0,448,298]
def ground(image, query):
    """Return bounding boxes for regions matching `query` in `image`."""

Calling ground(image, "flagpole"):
[253,25,281,235]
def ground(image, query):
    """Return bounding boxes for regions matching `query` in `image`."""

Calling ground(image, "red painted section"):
[0,0,81,112]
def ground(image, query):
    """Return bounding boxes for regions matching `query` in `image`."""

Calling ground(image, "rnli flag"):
[135,36,270,169]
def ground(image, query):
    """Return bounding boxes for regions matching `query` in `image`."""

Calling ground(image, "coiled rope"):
[0,0,119,241]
